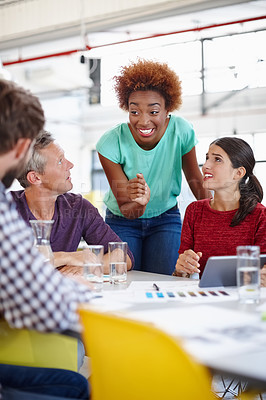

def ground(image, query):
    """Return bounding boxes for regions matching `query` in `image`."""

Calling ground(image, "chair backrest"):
[0,319,78,371]
[78,306,215,400]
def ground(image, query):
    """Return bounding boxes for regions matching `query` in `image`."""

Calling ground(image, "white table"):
[97,270,266,391]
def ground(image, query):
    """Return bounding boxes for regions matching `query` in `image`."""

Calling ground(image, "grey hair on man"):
[18,130,54,188]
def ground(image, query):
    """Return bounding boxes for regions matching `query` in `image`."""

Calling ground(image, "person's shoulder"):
[168,115,196,150]
[103,123,124,136]
[96,123,127,144]
[59,192,97,211]
[57,192,82,207]
[96,123,130,156]
[248,203,266,215]
[184,199,208,219]
[187,198,209,210]
[251,203,266,216]
[170,114,193,129]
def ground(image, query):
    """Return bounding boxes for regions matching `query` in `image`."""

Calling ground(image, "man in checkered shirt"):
[0,80,92,399]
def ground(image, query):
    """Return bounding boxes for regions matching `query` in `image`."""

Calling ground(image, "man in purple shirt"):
[11,130,134,275]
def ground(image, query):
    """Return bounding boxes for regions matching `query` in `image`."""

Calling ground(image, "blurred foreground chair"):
[0,319,78,371]
[78,306,216,400]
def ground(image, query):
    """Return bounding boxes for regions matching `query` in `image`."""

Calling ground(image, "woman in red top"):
[174,137,266,280]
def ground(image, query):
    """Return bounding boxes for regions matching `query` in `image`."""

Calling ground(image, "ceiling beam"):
[0,0,253,51]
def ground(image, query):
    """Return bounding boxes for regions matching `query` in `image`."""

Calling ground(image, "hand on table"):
[55,250,114,277]
[55,250,100,274]
[55,264,94,289]
[54,251,84,267]
[127,173,150,206]
[54,251,94,277]
[58,265,84,276]
[175,250,202,276]
[261,265,266,287]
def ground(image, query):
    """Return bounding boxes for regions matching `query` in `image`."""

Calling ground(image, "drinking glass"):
[30,220,54,267]
[237,245,260,304]
[109,242,127,284]
[83,245,104,291]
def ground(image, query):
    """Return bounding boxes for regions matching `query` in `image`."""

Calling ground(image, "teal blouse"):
[96,115,198,218]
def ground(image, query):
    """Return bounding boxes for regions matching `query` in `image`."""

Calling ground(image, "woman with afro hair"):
[96,59,210,275]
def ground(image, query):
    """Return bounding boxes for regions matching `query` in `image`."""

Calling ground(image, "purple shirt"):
[1,183,94,333]
[11,190,134,267]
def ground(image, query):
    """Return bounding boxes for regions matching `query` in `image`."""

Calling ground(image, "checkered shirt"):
[0,182,93,332]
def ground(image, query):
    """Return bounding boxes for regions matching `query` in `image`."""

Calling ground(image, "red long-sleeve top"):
[179,199,266,277]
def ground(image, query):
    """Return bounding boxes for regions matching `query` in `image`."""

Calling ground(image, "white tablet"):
[199,254,266,288]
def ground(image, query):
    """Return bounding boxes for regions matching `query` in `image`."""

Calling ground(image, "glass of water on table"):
[237,245,260,304]
[108,242,127,284]
[83,245,104,291]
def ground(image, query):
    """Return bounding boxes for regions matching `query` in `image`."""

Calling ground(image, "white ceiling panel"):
[0,0,262,50]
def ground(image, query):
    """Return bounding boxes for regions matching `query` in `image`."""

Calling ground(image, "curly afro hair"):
[113,59,182,112]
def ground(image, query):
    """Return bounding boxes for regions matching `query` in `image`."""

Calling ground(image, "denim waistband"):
[169,203,178,211]
[106,203,179,219]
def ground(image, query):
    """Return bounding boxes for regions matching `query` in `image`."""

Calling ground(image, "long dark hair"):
[211,137,263,226]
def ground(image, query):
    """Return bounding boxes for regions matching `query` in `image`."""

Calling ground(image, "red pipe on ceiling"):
[2,15,266,66]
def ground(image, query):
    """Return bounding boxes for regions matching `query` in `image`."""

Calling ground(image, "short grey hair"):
[18,129,55,188]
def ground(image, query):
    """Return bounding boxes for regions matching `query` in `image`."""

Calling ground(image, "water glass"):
[237,245,260,304]
[30,219,54,267]
[83,245,104,291]
[109,242,127,284]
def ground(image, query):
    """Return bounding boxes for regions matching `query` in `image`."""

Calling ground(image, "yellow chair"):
[0,319,78,371]
[78,306,216,400]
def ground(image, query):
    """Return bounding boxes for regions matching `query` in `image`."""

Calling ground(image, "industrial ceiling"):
[0,0,265,51]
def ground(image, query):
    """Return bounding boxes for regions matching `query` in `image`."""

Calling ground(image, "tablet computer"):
[199,254,266,288]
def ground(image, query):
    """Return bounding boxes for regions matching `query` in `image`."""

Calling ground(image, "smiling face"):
[202,143,243,193]
[38,142,74,195]
[128,90,169,150]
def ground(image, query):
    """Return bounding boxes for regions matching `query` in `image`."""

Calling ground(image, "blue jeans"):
[0,364,89,400]
[106,206,181,275]
[1,387,87,400]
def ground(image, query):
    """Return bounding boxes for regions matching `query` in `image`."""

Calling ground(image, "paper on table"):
[126,305,266,362]
[89,291,135,311]
[253,288,266,311]
[126,281,238,303]
[128,280,199,290]
[90,281,238,309]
